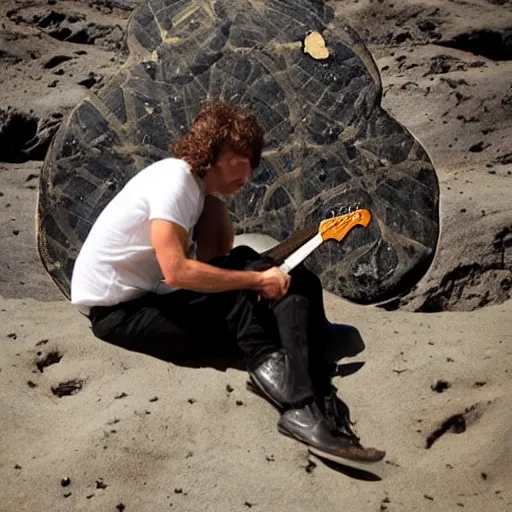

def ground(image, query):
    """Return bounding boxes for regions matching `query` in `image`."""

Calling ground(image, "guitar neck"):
[262,225,318,264]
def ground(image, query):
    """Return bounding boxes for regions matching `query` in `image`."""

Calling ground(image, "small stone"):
[469,141,486,152]
[418,20,436,31]
[116,504,125,511]
[7,333,17,340]
[174,488,183,494]
[305,459,317,473]
[149,396,158,402]
[431,380,450,393]
[481,472,487,480]
[96,479,107,489]
[226,384,234,393]
[27,381,37,388]
[424,494,434,500]
[14,464,22,470]
[61,477,71,487]
[187,398,196,404]
[236,400,244,406]
[244,501,253,508]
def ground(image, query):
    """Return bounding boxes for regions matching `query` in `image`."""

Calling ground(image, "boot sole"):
[277,423,385,467]
[249,380,385,467]
[307,445,385,467]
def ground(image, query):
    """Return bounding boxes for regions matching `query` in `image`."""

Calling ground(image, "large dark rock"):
[37,0,439,304]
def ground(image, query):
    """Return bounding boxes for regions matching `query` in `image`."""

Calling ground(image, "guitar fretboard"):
[263,225,318,264]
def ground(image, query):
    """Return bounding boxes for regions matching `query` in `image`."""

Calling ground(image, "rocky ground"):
[337,0,512,312]
[1,1,511,511]
[1,0,511,310]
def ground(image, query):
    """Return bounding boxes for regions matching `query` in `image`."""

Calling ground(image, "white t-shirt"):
[70,158,206,315]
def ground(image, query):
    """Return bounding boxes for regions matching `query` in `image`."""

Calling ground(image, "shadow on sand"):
[115,321,367,372]
[310,455,383,481]
[101,321,381,479]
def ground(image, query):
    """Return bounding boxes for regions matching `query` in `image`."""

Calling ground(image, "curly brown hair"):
[169,100,264,178]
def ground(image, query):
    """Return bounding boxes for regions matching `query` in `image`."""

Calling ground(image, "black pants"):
[89,246,333,394]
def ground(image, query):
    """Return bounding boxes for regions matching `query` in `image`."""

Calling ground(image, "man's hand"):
[257,266,291,301]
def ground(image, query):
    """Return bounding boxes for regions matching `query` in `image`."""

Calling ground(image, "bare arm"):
[151,219,262,293]
[194,195,234,262]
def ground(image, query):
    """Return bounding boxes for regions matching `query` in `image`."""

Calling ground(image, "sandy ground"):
[2,294,511,511]
[1,0,512,510]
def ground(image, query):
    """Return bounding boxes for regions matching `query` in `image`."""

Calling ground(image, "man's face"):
[211,146,252,196]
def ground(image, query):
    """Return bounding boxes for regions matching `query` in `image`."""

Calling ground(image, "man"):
[71,100,385,465]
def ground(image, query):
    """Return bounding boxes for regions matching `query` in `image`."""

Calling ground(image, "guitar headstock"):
[319,209,372,242]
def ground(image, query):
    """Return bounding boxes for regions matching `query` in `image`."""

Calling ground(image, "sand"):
[2,294,511,511]
[1,0,512,510]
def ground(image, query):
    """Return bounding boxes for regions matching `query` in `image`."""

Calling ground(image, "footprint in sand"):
[31,344,85,397]
[425,400,495,448]
[35,349,62,372]
[51,379,85,397]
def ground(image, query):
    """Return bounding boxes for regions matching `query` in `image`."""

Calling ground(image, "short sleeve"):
[147,161,200,233]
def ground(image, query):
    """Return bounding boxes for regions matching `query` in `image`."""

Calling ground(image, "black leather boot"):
[249,295,315,407]
[249,350,313,407]
[248,295,385,464]
[278,402,385,464]
[249,354,384,464]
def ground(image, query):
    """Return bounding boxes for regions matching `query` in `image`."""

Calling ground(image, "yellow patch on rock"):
[161,33,181,45]
[303,31,329,60]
